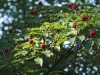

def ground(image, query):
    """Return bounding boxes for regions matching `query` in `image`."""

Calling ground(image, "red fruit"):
[67,3,73,8]
[89,30,95,37]
[29,39,33,44]
[31,10,38,15]
[38,1,43,6]
[82,16,88,21]
[3,48,9,53]
[72,23,77,28]
[39,44,46,49]
[72,5,77,10]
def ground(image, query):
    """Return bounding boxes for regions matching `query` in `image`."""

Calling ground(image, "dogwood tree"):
[0,0,100,75]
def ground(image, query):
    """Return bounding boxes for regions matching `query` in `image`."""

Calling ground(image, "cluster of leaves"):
[0,2,100,75]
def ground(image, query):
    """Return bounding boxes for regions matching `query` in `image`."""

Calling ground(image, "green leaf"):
[81,0,85,3]
[75,37,82,45]
[23,45,32,49]
[67,30,77,36]
[83,40,92,50]
[79,35,85,41]
[94,38,100,46]
[31,28,40,31]
[34,57,43,67]
[70,37,76,45]
[13,59,23,64]
[43,22,51,28]
[41,50,53,57]
[56,35,67,46]
[23,42,32,49]
[31,28,41,35]
[14,51,28,57]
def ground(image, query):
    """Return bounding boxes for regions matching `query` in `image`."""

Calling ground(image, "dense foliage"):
[0,0,100,75]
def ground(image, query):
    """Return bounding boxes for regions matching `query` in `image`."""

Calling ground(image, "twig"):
[2,49,7,65]
[44,40,85,75]
[44,45,75,75]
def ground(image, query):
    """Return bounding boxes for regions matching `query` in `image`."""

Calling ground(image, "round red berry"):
[72,23,77,28]
[29,39,33,44]
[39,44,46,49]
[31,10,38,15]
[72,5,77,10]
[67,3,73,8]
[82,16,88,21]
[89,30,95,37]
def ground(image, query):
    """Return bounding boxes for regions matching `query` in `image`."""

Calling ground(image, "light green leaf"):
[56,35,67,46]
[34,57,43,67]
[23,44,32,49]
[14,51,28,57]
[41,50,53,57]
[67,30,77,36]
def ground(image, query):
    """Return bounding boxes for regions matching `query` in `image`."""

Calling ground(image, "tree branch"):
[44,40,86,75]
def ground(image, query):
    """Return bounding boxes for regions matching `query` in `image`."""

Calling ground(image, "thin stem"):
[2,49,7,65]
